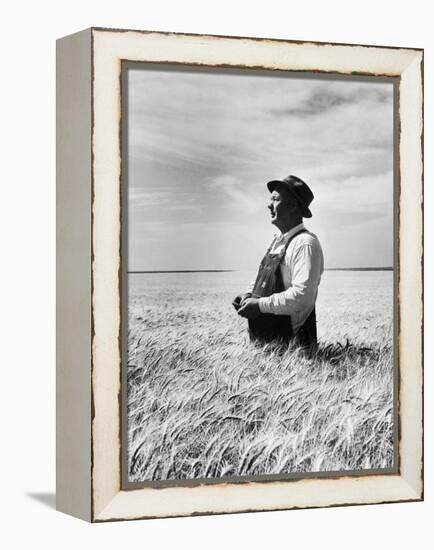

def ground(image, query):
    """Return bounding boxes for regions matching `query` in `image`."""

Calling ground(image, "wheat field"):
[127,271,394,482]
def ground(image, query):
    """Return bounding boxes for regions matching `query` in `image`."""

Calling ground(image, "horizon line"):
[128,269,236,274]
[128,267,393,274]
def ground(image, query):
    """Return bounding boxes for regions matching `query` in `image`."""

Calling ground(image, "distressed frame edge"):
[397,51,424,499]
[94,487,422,524]
[90,29,423,522]
[90,25,424,54]
[56,27,93,522]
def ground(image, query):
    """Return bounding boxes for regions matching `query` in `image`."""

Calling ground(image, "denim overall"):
[248,229,317,348]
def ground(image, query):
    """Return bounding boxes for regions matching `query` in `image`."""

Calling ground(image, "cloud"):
[128,187,199,213]
[205,174,263,215]
[269,89,355,117]
[267,83,393,118]
[322,206,389,228]
[126,67,394,268]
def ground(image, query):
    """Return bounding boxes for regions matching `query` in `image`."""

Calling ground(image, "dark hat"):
[267,175,314,218]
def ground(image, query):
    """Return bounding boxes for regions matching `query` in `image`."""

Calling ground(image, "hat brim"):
[267,180,312,218]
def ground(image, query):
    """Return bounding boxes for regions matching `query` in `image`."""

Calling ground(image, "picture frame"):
[56,27,423,522]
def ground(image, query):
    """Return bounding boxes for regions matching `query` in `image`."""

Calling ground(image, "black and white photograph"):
[123,64,396,485]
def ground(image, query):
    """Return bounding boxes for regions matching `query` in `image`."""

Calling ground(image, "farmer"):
[232,175,324,351]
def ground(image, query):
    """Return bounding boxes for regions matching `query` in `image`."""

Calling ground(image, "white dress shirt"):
[247,223,324,332]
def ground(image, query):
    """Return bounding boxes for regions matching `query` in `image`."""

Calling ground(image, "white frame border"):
[91,28,423,522]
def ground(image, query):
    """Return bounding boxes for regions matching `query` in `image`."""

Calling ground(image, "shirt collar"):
[276,222,305,242]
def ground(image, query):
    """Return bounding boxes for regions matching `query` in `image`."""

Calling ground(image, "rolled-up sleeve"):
[258,243,322,315]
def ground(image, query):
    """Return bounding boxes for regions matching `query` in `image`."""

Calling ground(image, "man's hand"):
[237,298,261,319]
[232,292,252,311]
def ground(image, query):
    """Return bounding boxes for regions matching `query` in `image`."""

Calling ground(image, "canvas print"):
[123,64,396,485]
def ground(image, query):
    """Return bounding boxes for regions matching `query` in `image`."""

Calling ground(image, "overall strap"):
[256,235,278,271]
[275,228,308,263]
[251,228,308,299]
[265,235,278,255]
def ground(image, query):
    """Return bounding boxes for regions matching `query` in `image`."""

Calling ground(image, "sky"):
[126,66,394,271]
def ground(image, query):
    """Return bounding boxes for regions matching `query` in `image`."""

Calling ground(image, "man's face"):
[268,189,296,227]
